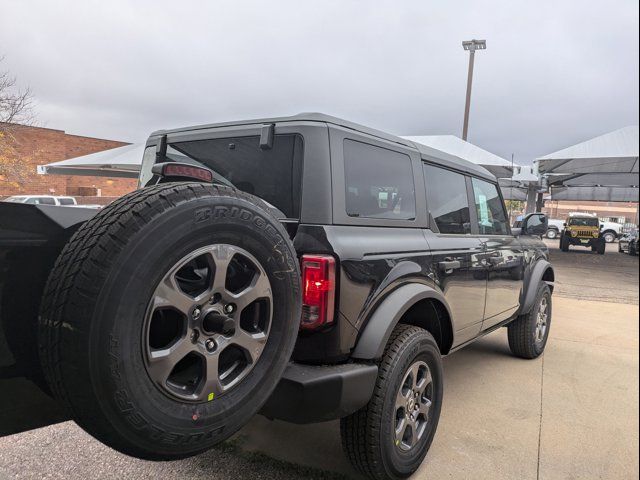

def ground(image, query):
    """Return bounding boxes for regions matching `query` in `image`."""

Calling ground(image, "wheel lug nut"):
[224,303,235,314]
[205,339,216,352]
[190,330,200,343]
[192,307,201,319]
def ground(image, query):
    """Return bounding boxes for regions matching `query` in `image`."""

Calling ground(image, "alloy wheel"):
[534,296,549,344]
[143,244,272,403]
[393,360,433,451]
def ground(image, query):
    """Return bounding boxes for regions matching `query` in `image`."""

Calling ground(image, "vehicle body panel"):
[0,114,553,433]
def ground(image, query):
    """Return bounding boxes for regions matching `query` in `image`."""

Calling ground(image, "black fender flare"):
[521,260,555,314]
[351,283,453,360]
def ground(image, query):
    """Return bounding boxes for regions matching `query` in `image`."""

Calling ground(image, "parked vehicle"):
[546,217,622,243]
[599,220,625,243]
[619,229,638,256]
[0,114,555,479]
[545,219,565,239]
[559,213,606,254]
[2,195,78,206]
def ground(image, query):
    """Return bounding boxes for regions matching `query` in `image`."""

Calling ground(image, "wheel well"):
[542,267,555,293]
[602,229,617,236]
[397,299,453,354]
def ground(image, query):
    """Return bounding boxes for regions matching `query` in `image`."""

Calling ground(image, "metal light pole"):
[461,39,486,141]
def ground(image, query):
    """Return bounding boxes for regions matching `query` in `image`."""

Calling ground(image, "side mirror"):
[521,213,548,236]
[563,222,567,228]
[600,224,604,230]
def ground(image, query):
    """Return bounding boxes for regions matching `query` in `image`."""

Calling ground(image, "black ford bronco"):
[0,114,554,479]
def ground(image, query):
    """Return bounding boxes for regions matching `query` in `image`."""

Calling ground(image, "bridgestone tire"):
[507,283,552,359]
[38,183,301,460]
[341,325,443,479]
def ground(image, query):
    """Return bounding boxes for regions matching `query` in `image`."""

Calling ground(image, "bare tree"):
[0,56,35,131]
[0,57,37,192]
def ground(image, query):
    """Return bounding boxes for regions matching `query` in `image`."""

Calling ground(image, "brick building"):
[0,123,137,204]
[543,199,639,224]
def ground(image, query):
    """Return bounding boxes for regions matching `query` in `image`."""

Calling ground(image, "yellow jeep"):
[560,214,605,254]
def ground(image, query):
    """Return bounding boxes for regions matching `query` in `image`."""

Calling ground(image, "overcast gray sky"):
[1,0,638,164]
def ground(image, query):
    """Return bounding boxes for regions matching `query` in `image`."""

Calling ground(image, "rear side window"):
[424,165,471,234]
[58,198,75,205]
[25,197,55,205]
[471,178,509,235]
[344,140,415,220]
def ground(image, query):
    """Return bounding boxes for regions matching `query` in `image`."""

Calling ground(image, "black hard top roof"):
[151,112,495,181]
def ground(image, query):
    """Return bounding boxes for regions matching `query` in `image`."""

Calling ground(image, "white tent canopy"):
[43,143,144,178]
[537,126,639,188]
[549,186,638,202]
[402,135,515,179]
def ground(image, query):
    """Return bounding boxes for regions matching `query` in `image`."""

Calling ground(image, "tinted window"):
[567,217,598,227]
[424,165,471,234]
[167,134,303,218]
[58,198,75,205]
[24,197,55,205]
[472,178,509,235]
[344,140,415,220]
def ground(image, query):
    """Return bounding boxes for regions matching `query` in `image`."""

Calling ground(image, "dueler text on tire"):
[341,325,443,479]
[507,283,552,359]
[38,183,301,460]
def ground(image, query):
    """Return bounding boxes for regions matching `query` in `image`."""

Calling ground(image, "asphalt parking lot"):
[1,240,638,479]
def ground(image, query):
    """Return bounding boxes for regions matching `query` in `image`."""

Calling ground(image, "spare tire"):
[38,183,301,460]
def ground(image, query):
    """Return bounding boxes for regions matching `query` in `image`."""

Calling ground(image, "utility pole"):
[461,39,486,141]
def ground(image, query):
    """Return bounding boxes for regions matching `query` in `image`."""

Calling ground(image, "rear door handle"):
[438,259,461,272]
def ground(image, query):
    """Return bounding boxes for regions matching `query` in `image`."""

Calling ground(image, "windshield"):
[568,217,599,227]
[140,134,303,219]
[3,196,26,203]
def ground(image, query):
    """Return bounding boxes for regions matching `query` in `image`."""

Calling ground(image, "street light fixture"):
[461,39,486,141]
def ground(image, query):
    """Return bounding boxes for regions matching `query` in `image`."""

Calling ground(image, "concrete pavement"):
[0,242,638,479]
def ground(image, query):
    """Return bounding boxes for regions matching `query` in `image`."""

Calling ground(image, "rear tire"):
[630,241,638,256]
[38,183,301,460]
[546,229,558,239]
[341,325,443,479]
[602,231,616,243]
[508,283,551,359]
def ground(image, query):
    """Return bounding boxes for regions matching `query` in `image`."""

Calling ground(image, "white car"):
[2,195,77,206]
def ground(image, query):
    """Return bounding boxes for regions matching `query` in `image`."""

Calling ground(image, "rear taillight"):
[300,254,336,330]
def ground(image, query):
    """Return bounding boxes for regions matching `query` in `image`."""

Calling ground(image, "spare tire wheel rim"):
[142,244,273,403]
[394,360,433,452]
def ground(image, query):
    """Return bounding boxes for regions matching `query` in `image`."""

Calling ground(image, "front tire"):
[560,236,570,252]
[341,325,443,479]
[508,283,552,359]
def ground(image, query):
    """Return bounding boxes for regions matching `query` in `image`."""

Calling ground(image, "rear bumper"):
[260,362,378,424]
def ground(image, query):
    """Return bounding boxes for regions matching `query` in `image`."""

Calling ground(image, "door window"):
[471,178,509,235]
[423,165,471,234]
